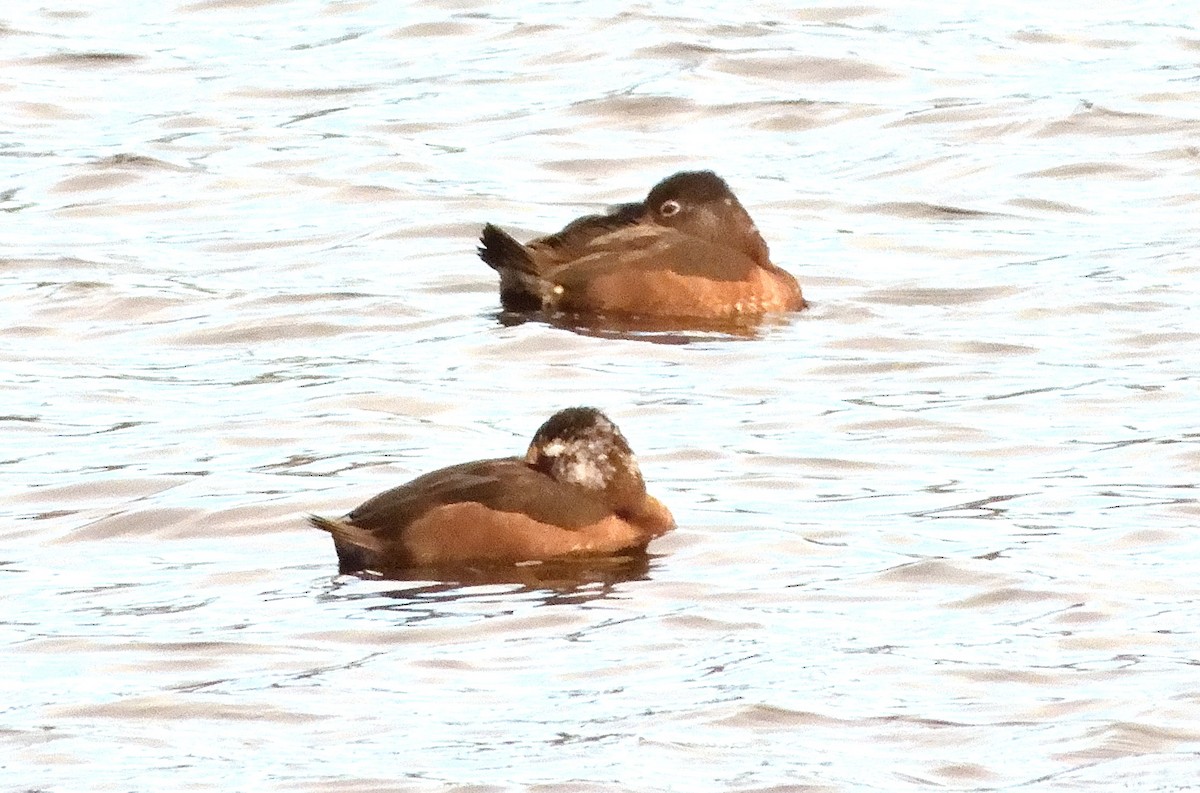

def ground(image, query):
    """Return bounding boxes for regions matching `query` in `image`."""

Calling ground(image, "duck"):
[478,170,806,320]
[309,407,674,576]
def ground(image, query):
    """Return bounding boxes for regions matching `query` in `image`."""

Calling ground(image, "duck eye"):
[659,199,681,217]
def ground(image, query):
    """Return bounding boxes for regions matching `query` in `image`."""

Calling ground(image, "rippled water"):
[4,2,1200,791]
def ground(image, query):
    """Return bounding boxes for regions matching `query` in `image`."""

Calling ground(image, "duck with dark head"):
[479,170,806,321]
[309,407,674,578]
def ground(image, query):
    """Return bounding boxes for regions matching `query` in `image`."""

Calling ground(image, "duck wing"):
[478,202,645,276]
[335,458,615,538]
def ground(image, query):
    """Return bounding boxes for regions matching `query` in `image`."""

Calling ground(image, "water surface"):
[3,2,1200,791]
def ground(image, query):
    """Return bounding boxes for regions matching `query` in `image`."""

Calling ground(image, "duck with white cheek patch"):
[309,407,673,578]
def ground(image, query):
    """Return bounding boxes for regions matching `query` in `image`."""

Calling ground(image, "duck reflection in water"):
[479,170,806,337]
[308,407,674,584]
[316,552,658,611]
[495,308,778,345]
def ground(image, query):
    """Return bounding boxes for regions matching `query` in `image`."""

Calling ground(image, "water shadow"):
[496,309,776,344]
[318,552,658,611]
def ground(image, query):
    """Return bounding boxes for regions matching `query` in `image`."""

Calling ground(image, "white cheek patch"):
[545,436,617,490]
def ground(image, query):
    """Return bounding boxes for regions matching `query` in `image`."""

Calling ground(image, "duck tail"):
[309,513,347,537]
[308,514,378,551]
[478,224,558,311]
[308,514,381,575]
[478,223,537,274]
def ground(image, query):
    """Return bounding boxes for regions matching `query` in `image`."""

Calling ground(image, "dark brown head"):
[642,170,772,266]
[524,407,647,514]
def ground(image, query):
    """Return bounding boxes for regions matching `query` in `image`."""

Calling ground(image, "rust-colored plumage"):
[308,408,674,577]
[479,170,805,320]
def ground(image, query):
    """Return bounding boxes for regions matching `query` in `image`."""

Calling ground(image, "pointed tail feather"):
[478,223,559,311]
[308,514,383,554]
[478,223,537,274]
[309,515,383,575]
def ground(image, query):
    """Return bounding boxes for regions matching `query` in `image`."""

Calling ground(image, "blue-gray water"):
[3,2,1200,791]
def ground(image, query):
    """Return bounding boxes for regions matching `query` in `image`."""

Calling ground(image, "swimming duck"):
[309,407,674,576]
[479,170,805,319]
